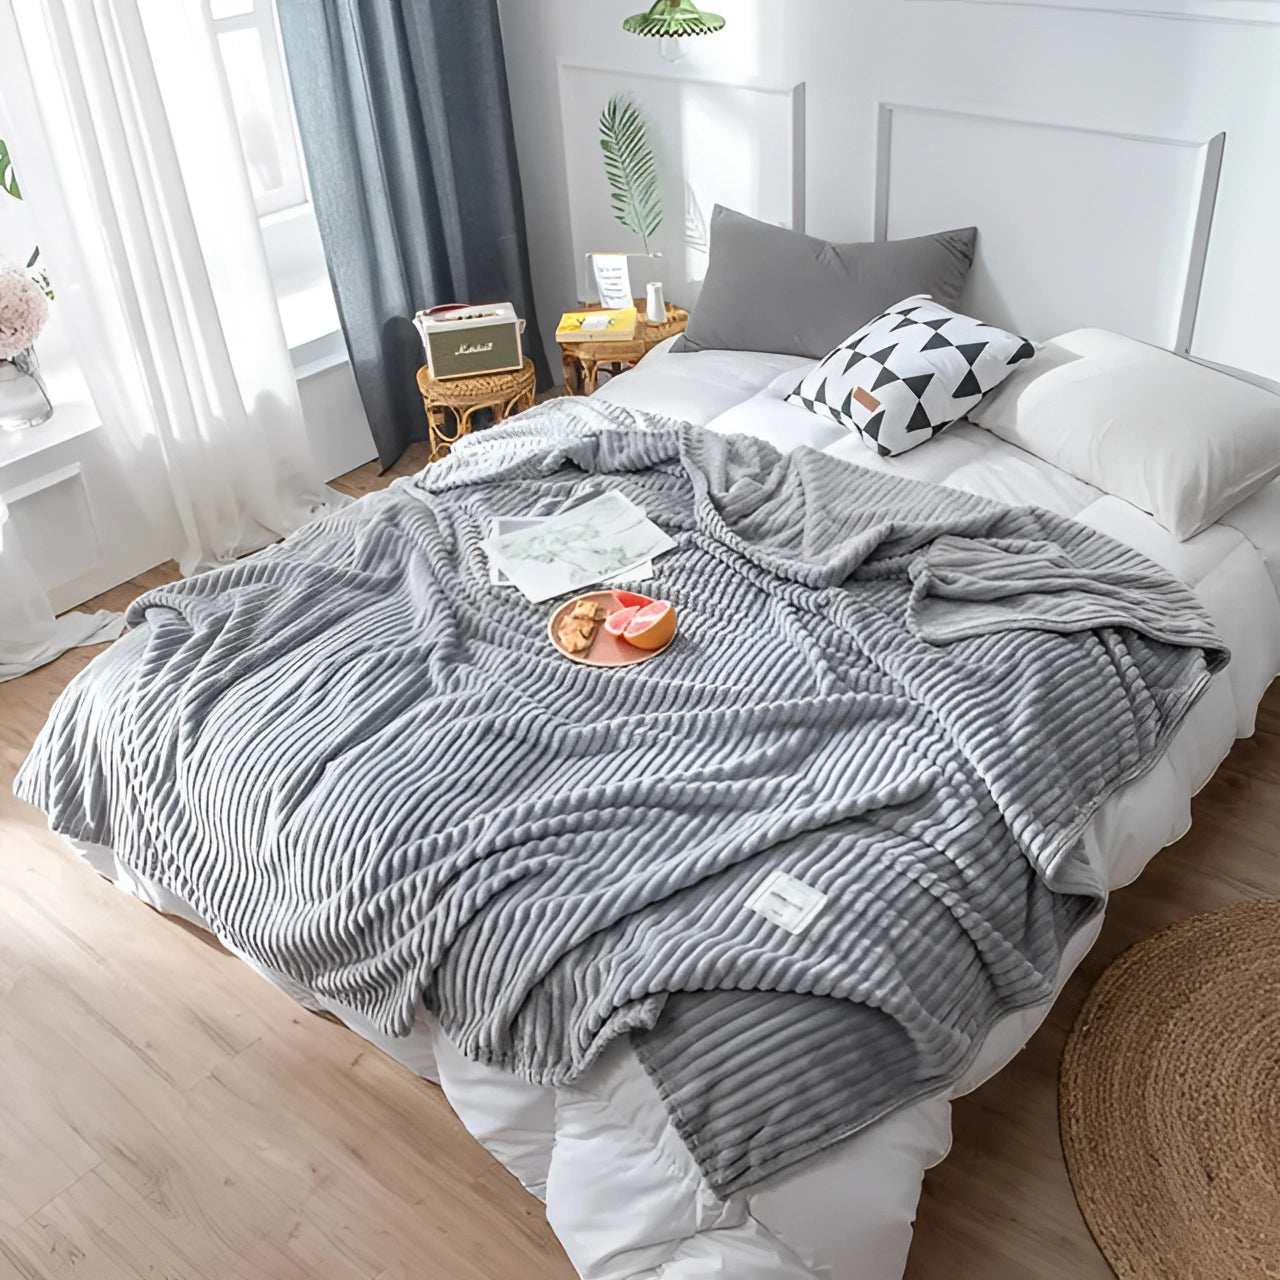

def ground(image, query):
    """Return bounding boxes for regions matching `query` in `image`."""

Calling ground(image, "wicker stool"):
[559,303,688,396]
[416,358,537,462]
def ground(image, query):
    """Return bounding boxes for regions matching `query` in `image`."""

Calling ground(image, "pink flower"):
[0,258,49,360]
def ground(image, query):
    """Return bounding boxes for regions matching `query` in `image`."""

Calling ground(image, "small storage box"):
[413,302,525,380]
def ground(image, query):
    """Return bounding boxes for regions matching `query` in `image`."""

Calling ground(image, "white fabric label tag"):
[746,871,827,935]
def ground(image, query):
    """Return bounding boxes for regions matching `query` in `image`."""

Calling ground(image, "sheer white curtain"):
[0,0,346,586]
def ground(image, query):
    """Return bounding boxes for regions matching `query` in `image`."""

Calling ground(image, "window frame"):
[209,0,309,219]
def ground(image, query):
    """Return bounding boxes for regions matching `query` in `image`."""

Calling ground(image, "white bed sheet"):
[66,341,1280,1280]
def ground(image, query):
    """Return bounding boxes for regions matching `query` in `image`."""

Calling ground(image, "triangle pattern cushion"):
[783,295,1034,457]
[905,399,935,435]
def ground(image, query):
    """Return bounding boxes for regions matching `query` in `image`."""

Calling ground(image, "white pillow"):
[785,296,1034,457]
[969,328,1280,540]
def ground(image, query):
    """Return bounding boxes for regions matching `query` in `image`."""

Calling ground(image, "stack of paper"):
[483,491,675,603]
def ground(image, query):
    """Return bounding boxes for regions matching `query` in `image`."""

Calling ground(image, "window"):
[210,0,341,353]
[210,0,307,217]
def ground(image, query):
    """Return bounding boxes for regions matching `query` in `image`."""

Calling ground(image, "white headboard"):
[874,103,1224,350]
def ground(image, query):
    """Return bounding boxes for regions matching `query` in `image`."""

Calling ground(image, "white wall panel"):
[498,0,1280,383]
[875,104,1222,346]
[557,63,804,304]
[906,0,1280,25]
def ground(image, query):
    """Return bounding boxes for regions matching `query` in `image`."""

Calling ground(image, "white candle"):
[645,281,665,323]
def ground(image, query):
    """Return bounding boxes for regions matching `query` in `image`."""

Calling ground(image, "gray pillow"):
[672,206,977,358]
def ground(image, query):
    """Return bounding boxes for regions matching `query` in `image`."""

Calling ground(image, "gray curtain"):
[277,0,549,469]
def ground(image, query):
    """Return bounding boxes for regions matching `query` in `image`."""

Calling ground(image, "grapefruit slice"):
[613,590,654,609]
[604,605,640,637]
[621,600,677,651]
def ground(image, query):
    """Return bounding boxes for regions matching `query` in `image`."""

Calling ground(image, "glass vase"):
[0,347,54,431]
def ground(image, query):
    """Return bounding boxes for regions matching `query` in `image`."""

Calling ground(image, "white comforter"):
[75,338,1280,1280]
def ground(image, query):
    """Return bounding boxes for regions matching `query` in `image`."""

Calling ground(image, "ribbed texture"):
[15,398,1226,1195]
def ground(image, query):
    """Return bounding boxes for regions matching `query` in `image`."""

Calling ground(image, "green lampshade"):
[623,0,725,38]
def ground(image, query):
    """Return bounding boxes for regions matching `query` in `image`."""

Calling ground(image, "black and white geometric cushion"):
[785,295,1035,457]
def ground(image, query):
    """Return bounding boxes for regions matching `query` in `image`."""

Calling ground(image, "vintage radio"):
[412,302,525,380]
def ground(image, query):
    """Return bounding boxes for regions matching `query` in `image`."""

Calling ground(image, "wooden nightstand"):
[416,358,537,462]
[559,302,688,396]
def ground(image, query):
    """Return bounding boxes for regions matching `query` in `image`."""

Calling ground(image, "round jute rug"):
[1059,899,1280,1279]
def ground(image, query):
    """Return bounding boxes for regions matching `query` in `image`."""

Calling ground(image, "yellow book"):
[556,306,637,344]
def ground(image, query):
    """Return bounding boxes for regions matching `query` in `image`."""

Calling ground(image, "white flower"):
[0,257,49,360]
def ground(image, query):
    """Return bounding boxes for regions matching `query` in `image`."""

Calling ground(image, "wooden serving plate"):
[547,590,675,667]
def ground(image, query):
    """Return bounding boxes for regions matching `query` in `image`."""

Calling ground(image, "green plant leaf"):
[22,246,53,299]
[598,95,662,254]
[0,139,21,200]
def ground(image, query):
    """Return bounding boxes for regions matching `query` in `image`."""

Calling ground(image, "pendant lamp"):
[623,0,725,38]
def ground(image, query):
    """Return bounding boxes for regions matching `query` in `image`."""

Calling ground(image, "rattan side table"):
[416,358,537,462]
[559,302,688,396]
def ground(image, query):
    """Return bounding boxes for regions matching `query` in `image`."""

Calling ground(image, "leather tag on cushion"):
[672,206,976,359]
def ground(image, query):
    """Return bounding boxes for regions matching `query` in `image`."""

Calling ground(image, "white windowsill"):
[2,201,353,477]
[0,327,349,480]
[0,333,348,482]
[279,276,341,355]
[0,361,101,470]
[290,327,348,380]
[261,202,345,371]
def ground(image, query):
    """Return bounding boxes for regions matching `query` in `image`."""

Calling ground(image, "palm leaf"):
[0,139,21,200]
[598,94,662,254]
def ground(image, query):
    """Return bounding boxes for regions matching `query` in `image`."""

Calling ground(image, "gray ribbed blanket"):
[16,399,1225,1194]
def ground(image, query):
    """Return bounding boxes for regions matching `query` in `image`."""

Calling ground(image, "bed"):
[16,118,1280,1278]
[16,330,1279,1279]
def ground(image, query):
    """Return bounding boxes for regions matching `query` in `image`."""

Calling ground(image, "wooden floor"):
[1,453,1276,1278]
